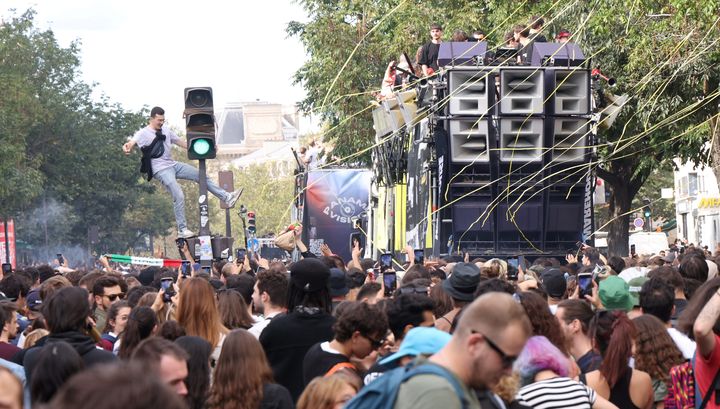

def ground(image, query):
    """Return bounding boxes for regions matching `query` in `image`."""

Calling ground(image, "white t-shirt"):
[667,327,697,360]
[131,125,181,174]
[248,311,281,339]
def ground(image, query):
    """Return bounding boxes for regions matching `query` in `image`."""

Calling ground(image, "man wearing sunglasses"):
[394,292,531,409]
[92,276,125,333]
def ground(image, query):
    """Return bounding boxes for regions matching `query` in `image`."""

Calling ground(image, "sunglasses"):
[363,334,385,349]
[105,293,125,302]
[472,330,517,369]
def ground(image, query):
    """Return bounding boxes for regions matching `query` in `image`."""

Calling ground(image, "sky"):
[3,0,310,127]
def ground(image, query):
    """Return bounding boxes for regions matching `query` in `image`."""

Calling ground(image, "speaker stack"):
[434,42,590,256]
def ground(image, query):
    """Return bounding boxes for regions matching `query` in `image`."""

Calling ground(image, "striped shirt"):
[516,377,597,409]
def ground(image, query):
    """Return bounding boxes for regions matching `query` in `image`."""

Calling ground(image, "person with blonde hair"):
[297,373,359,409]
[207,329,292,409]
[176,277,228,363]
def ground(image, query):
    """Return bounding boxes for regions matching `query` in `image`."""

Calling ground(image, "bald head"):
[455,292,531,339]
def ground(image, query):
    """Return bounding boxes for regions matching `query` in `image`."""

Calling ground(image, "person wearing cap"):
[436,263,481,333]
[302,301,388,386]
[638,277,696,360]
[540,268,567,314]
[555,30,571,43]
[260,258,336,402]
[394,293,531,409]
[627,275,648,319]
[598,275,634,311]
[329,268,350,312]
[377,326,450,368]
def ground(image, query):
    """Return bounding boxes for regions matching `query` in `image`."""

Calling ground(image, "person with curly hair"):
[632,314,685,408]
[517,291,570,356]
[302,301,388,386]
[206,329,292,409]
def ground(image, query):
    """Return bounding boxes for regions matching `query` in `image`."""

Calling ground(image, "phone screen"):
[161,279,173,292]
[57,253,64,265]
[236,248,246,262]
[350,232,365,253]
[380,253,393,268]
[507,258,519,269]
[578,274,593,298]
[181,261,191,277]
[383,272,397,296]
[414,249,424,264]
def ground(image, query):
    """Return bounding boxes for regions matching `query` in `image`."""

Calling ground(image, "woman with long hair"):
[101,301,131,347]
[176,277,229,362]
[296,373,359,409]
[117,306,157,359]
[217,289,254,330]
[207,329,293,409]
[517,291,570,356]
[175,336,212,409]
[515,336,616,408]
[586,310,653,409]
[632,314,685,408]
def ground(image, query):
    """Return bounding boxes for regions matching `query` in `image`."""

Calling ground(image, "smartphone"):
[57,253,64,266]
[175,238,187,249]
[161,278,175,302]
[235,248,246,263]
[507,258,519,269]
[380,253,393,269]
[630,244,636,256]
[1,264,11,274]
[181,261,191,278]
[578,273,593,299]
[383,271,397,296]
[518,255,525,269]
[414,249,424,264]
[350,232,365,254]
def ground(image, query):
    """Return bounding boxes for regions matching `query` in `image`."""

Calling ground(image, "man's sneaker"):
[178,228,195,238]
[226,188,244,208]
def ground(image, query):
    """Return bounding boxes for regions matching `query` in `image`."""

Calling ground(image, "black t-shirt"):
[260,310,335,402]
[419,42,441,71]
[302,342,352,385]
[364,357,401,385]
[260,383,294,409]
[576,349,602,374]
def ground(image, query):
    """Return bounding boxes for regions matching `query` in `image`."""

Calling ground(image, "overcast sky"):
[3,0,309,127]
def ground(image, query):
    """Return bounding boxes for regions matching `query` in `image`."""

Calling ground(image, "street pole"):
[197,159,212,272]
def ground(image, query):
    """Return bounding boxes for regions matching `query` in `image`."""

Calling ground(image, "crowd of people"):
[1,234,720,409]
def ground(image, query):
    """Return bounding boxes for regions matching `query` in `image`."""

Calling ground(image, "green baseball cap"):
[627,276,648,307]
[599,276,635,311]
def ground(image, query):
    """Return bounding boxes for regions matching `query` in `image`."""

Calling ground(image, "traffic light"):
[184,87,216,160]
[642,199,652,218]
[247,212,256,235]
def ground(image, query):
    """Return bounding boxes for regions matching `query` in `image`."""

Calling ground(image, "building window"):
[689,173,698,196]
[678,176,689,198]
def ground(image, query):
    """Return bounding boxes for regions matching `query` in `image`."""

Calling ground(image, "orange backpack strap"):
[324,362,356,377]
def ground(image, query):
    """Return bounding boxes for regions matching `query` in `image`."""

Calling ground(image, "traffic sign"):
[633,218,644,228]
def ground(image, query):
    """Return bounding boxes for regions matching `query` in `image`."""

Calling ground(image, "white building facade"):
[674,158,720,248]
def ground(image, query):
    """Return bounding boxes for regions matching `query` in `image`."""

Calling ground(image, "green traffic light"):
[192,139,211,156]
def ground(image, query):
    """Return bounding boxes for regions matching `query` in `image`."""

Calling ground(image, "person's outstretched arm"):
[694,287,720,358]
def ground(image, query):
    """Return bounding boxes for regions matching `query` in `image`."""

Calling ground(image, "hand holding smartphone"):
[578,273,593,300]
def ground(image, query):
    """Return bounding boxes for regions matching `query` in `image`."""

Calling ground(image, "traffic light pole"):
[197,159,212,272]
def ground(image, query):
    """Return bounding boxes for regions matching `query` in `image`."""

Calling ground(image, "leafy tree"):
[289,0,719,256]
[1,9,164,255]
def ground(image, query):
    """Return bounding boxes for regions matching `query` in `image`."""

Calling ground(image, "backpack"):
[669,360,695,409]
[139,131,166,181]
[344,362,469,409]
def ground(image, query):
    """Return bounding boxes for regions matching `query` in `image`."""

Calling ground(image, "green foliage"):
[215,163,295,241]
[291,0,719,255]
[2,9,173,253]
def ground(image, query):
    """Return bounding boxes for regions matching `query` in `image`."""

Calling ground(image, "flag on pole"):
[104,254,182,268]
